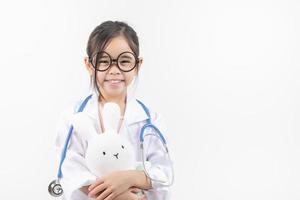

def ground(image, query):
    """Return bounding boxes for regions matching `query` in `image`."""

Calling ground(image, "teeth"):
[109,80,122,83]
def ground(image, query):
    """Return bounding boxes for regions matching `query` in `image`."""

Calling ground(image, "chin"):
[107,90,126,97]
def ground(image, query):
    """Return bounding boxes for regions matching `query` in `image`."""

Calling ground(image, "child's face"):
[85,35,142,101]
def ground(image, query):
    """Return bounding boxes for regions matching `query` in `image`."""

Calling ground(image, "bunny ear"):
[102,102,121,132]
[71,112,97,141]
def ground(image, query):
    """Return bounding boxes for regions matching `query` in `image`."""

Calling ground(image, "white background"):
[0,0,299,199]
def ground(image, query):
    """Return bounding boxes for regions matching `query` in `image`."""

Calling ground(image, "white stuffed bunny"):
[71,102,135,177]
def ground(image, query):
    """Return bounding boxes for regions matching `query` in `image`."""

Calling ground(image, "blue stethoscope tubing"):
[48,94,173,197]
[48,95,93,197]
[136,99,174,186]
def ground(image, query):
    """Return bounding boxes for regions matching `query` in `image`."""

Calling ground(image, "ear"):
[84,56,94,76]
[136,57,143,73]
[102,102,121,132]
[71,112,97,141]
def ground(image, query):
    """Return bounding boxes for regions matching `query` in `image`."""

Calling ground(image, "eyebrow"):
[99,55,109,58]
[119,55,133,59]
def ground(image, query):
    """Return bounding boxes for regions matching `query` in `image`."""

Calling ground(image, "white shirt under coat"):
[54,94,173,200]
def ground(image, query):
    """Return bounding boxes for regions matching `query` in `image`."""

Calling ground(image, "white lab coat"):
[54,93,173,200]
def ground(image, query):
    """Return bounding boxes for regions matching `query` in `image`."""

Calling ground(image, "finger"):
[96,188,112,200]
[89,178,104,191]
[110,191,126,200]
[89,183,106,198]
[103,192,116,200]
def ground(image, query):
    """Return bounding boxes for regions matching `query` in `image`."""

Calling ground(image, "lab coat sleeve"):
[54,105,97,200]
[142,112,174,200]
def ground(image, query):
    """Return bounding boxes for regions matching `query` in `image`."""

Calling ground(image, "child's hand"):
[88,171,133,200]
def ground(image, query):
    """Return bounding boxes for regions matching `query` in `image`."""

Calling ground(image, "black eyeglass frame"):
[89,51,140,72]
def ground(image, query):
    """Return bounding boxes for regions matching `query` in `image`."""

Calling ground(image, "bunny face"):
[71,102,135,177]
[86,133,135,176]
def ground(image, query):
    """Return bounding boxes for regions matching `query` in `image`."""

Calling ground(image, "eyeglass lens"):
[92,52,137,72]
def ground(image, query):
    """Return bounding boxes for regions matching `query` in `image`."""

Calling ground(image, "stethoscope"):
[48,94,174,197]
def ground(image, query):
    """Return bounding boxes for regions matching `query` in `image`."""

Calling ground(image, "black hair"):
[86,21,140,97]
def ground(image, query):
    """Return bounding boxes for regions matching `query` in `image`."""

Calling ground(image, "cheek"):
[95,72,106,84]
[124,72,137,86]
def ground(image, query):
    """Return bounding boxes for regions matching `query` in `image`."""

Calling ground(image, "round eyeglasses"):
[89,51,139,72]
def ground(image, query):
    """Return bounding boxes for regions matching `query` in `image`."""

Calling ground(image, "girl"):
[55,21,172,200]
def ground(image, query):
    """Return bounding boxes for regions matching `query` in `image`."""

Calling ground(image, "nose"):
[108,61,121,75]
[113,153,119,159]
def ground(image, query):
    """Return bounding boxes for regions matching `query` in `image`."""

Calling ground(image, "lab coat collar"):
[82,93,149,126]
[124,97,150,125]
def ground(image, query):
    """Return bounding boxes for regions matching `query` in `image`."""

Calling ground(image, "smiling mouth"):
[105,79,124,83]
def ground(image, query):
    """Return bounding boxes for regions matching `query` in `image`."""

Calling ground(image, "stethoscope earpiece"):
[48,179,63,197]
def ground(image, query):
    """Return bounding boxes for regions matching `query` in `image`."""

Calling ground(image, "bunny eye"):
[121,145,124,149]
[102,151,106,155]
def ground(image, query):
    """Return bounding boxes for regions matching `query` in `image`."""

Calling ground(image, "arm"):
[54,106,97,199]
[140,112,173,200]
[88,170,151,199]
[123,170,152,190]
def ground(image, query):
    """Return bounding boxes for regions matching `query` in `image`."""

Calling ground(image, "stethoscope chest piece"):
[48,179,63,197]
